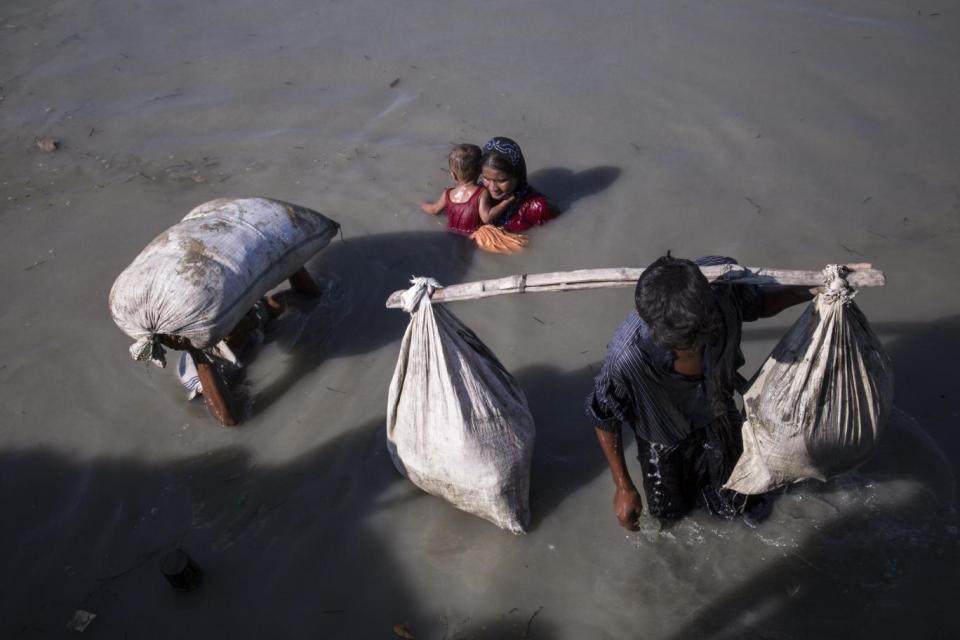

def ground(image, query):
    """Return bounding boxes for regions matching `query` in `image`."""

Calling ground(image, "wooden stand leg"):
[191,351,238,427]
[289,266,321,296]
[161,549,203,591]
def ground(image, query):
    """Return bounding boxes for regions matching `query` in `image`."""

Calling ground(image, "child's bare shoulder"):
[448,182,482,204]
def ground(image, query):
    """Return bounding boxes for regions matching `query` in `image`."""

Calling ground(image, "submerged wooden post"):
[385,263,884,309]
[161,549,203,591]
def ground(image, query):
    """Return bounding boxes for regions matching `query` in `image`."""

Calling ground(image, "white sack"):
[725,265,894,495]
[386,278,535,534]
[109,197,339,366]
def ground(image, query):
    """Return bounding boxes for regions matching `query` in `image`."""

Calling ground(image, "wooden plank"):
[385,264,885,309]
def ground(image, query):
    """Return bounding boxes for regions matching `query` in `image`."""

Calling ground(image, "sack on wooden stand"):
[109,197,339,367]
[725,265,894,495]
[386,278,535,533]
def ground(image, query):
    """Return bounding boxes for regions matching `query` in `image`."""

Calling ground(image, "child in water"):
[420,144,513,236]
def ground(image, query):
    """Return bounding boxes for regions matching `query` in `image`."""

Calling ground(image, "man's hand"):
[595,426,643,530]
[613,486,644,531]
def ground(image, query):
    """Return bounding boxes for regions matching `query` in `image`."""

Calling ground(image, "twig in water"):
[861,196,872,204]
[127,171,155,182]
[24,259,47,271]
[839,243,865,256]
[325,386,347,395]
[744,196,763,215]
[87,532,188,605]
[532,316,546,325]
[524,606,543,639]
[149,91,183,103]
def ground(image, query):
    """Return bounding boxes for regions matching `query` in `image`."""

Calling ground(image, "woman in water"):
[478,137,554,232]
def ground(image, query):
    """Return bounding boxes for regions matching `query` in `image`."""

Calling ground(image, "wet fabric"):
[500,191,553,233]
[638,405,748,520]
[469,224,529,254]
[586,257,762,445]
[444,186,484,236]
[177,352,203,400]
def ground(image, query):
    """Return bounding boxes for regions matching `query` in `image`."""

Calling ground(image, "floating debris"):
[66,610,96,632]
[35,137,59,152]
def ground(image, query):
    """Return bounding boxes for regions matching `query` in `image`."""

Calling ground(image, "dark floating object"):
[161,549,203,591]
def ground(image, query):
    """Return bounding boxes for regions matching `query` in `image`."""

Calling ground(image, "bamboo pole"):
[384,263,884,309]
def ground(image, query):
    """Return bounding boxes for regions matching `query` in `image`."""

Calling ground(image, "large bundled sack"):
[386,278,536,533]
[109,197,339,367]
[725,265,894,495]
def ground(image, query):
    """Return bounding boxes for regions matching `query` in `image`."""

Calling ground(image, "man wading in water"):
[586,255,816,528]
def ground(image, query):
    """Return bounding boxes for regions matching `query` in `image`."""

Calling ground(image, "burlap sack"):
[725,265,894,494]
[109,197,338,366]
[386,278,535,533]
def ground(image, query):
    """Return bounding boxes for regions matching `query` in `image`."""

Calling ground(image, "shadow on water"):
[884,314,960,484]
[514,363,609,531]
[0,416,560,639]
[529,165,621,215]
[742,315,960,483]
[250,230,475,415]
[663,409,958,640]
[0,419,406,636]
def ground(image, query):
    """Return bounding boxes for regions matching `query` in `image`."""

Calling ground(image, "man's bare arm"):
[595,425,644,531]
[757,286,818,318]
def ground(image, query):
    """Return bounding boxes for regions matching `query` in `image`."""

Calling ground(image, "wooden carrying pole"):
[384,263,884,309]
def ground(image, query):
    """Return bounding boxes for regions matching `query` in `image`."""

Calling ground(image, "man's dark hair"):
[635,253,719,351]
[449,144,482,183]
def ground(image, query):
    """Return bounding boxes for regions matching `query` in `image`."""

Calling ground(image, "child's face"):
[481,167,518,200]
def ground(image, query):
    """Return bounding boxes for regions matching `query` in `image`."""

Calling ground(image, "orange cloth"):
[469,224,529,255]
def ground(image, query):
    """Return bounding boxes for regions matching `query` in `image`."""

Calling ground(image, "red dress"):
[445,186,484,236]
[501,192,553,233]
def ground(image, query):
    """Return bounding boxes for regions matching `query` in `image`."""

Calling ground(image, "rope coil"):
[821,264,856,305]
[400,276,444,314]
